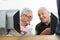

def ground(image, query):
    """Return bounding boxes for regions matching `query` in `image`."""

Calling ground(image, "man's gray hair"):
[21,8,32,15]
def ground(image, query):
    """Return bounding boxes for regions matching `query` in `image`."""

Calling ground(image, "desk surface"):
[0,35,60,40]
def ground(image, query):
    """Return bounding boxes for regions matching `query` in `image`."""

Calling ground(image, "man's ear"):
[48,12,51,17]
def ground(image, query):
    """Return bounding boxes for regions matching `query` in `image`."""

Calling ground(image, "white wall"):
[0,0,58,33]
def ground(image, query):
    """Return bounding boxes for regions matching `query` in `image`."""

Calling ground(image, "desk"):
[0,35,60,40]
[20,35,60,40]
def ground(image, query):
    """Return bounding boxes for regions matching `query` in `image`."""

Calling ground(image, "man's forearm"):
[40,28,51,35]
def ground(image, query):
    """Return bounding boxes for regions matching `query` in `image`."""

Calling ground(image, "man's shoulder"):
[51,13,57,20]
[51,13,57,24]
[36,22,41,26]
[36,22,43,28]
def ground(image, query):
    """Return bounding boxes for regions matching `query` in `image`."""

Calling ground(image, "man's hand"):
[40,28,51,35]
[20,26,27,33]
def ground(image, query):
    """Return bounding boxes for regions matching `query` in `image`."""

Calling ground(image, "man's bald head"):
[38,7,49,13]
[38,7,51,24]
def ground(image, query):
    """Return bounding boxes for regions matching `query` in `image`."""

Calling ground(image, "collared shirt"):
[35,13,57,35]
[20,21,34,36]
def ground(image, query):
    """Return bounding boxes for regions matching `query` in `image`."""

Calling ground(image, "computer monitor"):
[6,10,20,33]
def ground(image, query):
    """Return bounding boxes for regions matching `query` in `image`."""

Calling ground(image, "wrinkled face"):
[21,11,32,26]
[38,9,50,23]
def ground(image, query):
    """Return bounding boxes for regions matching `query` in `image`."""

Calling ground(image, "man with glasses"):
[20,8,34,36]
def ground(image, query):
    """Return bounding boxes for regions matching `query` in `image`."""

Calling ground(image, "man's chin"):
[42,21,46,23]
[25,24,29,26]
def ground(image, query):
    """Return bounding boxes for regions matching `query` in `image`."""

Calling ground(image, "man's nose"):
[40,15,43,18]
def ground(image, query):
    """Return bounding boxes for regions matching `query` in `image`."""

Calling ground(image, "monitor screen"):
[13,10,20,33]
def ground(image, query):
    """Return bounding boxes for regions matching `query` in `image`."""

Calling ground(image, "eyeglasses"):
[24,14,32,19]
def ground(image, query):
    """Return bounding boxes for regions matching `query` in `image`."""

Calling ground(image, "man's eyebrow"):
[38,14,40,16]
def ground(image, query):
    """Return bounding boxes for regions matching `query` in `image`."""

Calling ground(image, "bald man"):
[35,7,57,35]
